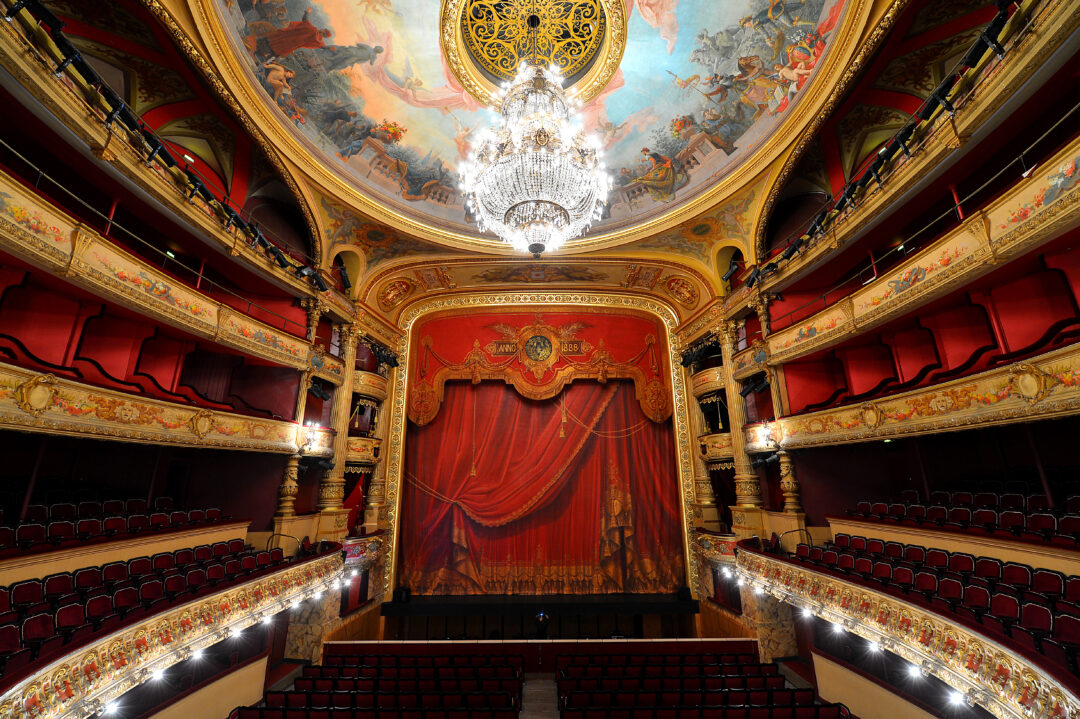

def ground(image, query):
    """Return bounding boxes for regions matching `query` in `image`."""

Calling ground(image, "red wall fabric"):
[400,380,685,596]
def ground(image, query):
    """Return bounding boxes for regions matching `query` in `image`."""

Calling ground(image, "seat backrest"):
[11,580,43,605]
[1028,513,1056,531]
[999,493,1025,510]
[24,505,48,523]
[926,506,947,521]
[963,584,989,607]
[989,593,1018,619]
[77,501,101,518]
[174,548,195,565]
[884,542,903,558]
[86,594,112,618]
[102,562,127,583]
[1067,496,1080,514]
[972,509,997,526]
[50,503,77,520]
[1021,602,1053,630]
[48,521,75,539]
[893,567,914,585]
[102,500,125,515]
[833,534,850,548]
[1032,569,1065,596]
[973,492,998,508]
[170,511,187,526]
[906,504,926,519]
[55,601,84,628]
[929,491,951,505]
[74,567,102,591]
[16,523,45,544]
[870,503,888,516]
[128,556,152,577]
[899,489,920,504]
[112,586,137,609]
[1028,495,1050,512]
[194,545,212,561]
[939,577,963,599]
[949,553,975,573]
[102,516,126,533]
[126,499,147,514]
[152,553,174,571]
[974,558,1001,580]
[1055,613,1080,642]
[904,545,925,563]
[999,510,1025,528]
[866,539,884,556]
[212,542,229,557]
[1002,563,1032,587]
[887,503,906,517]
[43,573,73,597]
[848,536,866,552]
[948,507,971,522]
[952,492,973,505]
[22,612,54,640]
[914,572,937,592]
[925,549,948,568]
[229,539,246,554]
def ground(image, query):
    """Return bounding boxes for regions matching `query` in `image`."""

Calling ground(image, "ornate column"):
[301,298,328,342]
[719,322,761,508]
[748,293,771,338]
[275,454,301,518]
[686,369,721,531]
[316,324,361,539]
[778,450,802,513]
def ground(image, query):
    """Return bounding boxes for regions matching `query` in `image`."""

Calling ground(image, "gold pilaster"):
[316,324,361,538]
[719,321,761,508]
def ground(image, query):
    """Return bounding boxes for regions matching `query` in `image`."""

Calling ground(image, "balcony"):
[345,436,382,466]
[690,367,725,397]
[0,546,344,719]
[353,371,389,401]
[735,540,1078,719]
[699,433,734,463]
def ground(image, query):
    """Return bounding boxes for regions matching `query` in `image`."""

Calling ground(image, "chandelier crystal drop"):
[459,63,611,257]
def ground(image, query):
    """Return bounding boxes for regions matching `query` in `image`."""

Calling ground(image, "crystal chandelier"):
[459,61,610,257]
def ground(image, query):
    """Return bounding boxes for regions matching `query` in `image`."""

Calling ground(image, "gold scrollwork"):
[461,0,606,81]
[1006,362,1058,405]
[187,409,216,438]
[13,374,57,417]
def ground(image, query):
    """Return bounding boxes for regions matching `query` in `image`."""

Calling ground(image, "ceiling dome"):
[209,0,851,249]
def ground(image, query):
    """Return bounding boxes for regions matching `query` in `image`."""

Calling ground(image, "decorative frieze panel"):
[0,361,333,455]
[765,132,1080,364]
[700,433,734,463]
[737,547,1078,719]
[744,344,1080,449]
[345,436,381,465]
[0,551,343,719]
[0,171,316,372]
[353,371,389,401]
[731,343,770,380]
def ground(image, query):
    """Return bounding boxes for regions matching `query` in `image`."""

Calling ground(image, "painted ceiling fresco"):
[214,0,849,242]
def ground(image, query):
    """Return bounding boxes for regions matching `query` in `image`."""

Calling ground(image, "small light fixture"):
[165,251,175,259]
[192,649,204,661]
[736,578,744,586]
[722,568,733,578]
[907,663,922,679]
[832,623,844,634]
[801,607,813,618]
[753,585,764,595]
[313,591,323,600]
[883,439,892,444]
[291,600,302,610]
[948,691,964,706]
[104,703,119,715]
[867,641,881,652]
[350,570,358,578]
[182,154,195,164]
[231,627,242,639]
[261,616,273,625]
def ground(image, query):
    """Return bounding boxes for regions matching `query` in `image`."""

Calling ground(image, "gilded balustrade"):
[352,371,389,401]
[0,361,334,454]
[689,367,725,398]
[742,342,1080,450]
[345,436,382,466]
[737,543,1079,719]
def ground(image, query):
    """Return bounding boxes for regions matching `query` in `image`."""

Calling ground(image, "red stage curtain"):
[400,380,685,595]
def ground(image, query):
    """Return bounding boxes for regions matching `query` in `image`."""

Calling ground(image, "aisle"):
[520,675,559,719]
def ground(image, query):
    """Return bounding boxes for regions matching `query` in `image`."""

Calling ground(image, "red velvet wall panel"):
[919,305,996,370]
[835,343,897,396]
[1044,245,1080,305]
[228,365,300,420]
[75,315,154,381]
[988,271,1078,352]
[135,336,190,392]
[784,358,847,414]
[0,285,84,364]
[882,326,939,383]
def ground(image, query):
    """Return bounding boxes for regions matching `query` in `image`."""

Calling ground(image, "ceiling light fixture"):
[458,13,609,258]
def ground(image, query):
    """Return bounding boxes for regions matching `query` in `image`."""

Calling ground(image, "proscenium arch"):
[377,292,700,600]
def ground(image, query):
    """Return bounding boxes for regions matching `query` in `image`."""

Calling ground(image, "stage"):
[380,594,699,641]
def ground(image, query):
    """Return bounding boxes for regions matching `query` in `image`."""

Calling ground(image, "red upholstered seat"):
[76,518,101,539]
[102,500,125,515]
[77,501,101,518]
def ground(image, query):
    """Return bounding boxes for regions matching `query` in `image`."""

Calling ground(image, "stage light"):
[295,266,315,279]
[269,246,291,269]
[895,124,915,158]
[761,262,778,276]
[780,241,801,261]
[721,258,740,283]
[745,267,761,288]
[311,273,329,292]
[339,263,352,291]
[907,663,922,679]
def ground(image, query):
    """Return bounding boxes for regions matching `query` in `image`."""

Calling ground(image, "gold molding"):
[700,432,734,463]
[345,436,382,466]
[440,0,626,107]
[744,343,1080,450]
[0,361,334,455]
[689,367,725,398]
[0,552,343,719]
[737,546,1079,719]
[378,293,699,600]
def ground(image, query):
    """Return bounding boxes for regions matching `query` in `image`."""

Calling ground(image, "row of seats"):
[846,503,1080,545]
[304,665,520,681]
[558,677,786,694]
[17,497,183,523]
[560,665,778,680]
[323,654,523,669]
[561,707,850,719]
[293,678,520,696]
[794,537,1080,675]
[0,509,233,556]
[556,653,756,669]
[233,710,515,719]
[0,545,286,682]
[264,692,515,710]
[884,490,1075,512]
[563,687,814,709]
